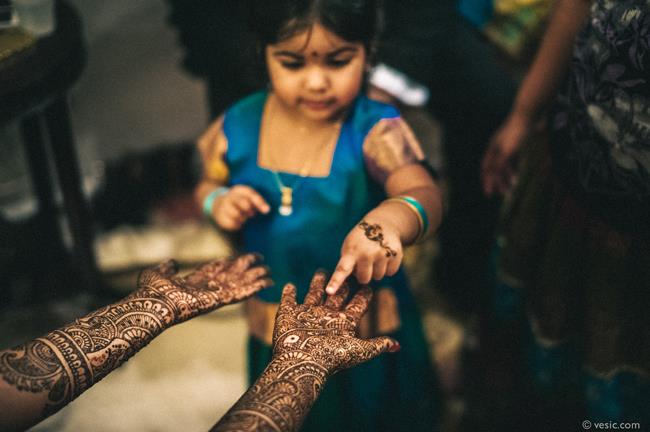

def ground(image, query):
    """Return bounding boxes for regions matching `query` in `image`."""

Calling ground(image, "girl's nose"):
[304,68,329,92]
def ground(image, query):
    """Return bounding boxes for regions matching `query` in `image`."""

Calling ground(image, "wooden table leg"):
[44,96,101,294]
[20,113,72,300]
[20,114,65,255]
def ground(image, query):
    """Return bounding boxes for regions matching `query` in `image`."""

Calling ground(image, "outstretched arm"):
[0,254,271,432]
[212,272,399,432]
[481,0,593,195]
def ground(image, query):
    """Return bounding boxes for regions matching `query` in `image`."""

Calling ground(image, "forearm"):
[0,287,179,431]
[211,353,328,432]
[366,161,442,247]
[512,0,592,120]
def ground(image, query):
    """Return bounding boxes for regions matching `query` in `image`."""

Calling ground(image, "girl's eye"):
[281,62,304,70]
[327,58,352,68]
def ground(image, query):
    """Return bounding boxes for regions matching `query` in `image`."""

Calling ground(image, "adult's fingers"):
[243,265,271,283]
[235,277,274,300]
[195,256,232,274]
[353,337,400,365]
[280,283,297,309]
[326,255,356,295]
[344,286,372,320]
[152,259,179,278]
[304,271,327,306]
[231,253,261,273]
[324,281,349,310]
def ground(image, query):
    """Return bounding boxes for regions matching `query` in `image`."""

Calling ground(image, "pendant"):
[279,186,293,216]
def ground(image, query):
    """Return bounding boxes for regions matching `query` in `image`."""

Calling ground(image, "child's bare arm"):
[194,117,270,231]
[327,163,441,294]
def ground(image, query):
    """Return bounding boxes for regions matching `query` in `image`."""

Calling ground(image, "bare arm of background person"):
[212,272,400,432]
[0,255,271,432]
[481,0,593,195]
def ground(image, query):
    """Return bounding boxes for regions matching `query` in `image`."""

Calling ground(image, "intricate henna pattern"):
[0,254,271,419]
[358,220,397,258]
[212,272,399,432]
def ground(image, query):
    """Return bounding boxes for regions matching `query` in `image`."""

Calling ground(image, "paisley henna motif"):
[358,220,397,258]
[213,272,399,432]
[0,254,271,421]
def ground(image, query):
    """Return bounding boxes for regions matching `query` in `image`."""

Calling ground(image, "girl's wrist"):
[381,196,429,243]
[202,186,230,219]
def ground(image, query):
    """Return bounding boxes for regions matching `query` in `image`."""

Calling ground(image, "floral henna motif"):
[212,272,399,432]
[0,255,270,419]
[358,220,397,258]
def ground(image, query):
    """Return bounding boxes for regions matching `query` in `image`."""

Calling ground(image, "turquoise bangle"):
[399,196,429,239]
[202,187,229,219]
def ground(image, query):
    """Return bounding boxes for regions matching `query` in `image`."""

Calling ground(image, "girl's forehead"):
[273,22,360,55]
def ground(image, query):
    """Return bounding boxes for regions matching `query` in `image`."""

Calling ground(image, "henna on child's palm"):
[358,220,397,258]
[0,254,270,418]
[213,272,398,432]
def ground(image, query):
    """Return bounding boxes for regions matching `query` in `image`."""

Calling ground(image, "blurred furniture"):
[0,0,100,298]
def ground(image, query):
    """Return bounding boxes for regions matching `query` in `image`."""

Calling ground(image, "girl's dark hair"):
[248,0,380,53]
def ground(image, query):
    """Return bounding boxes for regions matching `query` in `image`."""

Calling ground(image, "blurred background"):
[0,0,550,430]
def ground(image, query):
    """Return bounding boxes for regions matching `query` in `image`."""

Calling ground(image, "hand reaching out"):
[136,253,273,324]
[275,272,400,375]
[0,255,271,432]
[481,112,544,196]
[326,220,403,294]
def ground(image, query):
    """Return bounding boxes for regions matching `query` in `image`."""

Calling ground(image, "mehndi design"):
[0,254,271,419]
[358,220,397,258]
[212,272,399,432]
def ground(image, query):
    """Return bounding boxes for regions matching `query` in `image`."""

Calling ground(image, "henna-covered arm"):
[212,272,399,432]
[0,254,271,432]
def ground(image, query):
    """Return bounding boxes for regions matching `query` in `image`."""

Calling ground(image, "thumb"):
[152,259,179,278]
[358,336,401,362]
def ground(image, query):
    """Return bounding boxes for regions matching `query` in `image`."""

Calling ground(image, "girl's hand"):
[212,185,270,231]
[326,220,403,294]
[481,111,535,196]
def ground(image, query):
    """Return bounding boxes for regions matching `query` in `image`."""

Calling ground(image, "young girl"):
[195,1,443,430]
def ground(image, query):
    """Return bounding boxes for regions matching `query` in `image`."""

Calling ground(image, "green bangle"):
[202,187,229,219]
[400,196,429,239]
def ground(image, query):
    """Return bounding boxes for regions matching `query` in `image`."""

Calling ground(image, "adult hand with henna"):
[0,254,271,432]
[273,272,400,374]
[212,272,400,432]
[136,253,272,323]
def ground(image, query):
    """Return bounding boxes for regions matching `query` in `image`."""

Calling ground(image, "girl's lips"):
[301,99,334,110]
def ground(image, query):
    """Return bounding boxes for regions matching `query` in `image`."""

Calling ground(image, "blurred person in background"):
[482,0,650,428]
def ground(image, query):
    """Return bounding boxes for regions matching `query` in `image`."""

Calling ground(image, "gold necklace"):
[266,107,342,216]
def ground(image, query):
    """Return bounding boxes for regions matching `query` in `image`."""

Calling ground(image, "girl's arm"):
[481,0,593,195]
[0,256,271,432]
[194,117,269,231]
[327,117,442,294]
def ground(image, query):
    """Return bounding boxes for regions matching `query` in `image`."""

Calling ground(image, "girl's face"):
[266,22,367,123]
